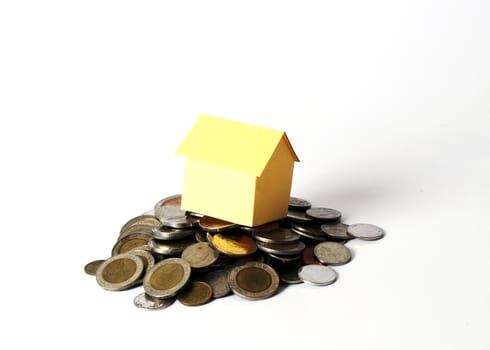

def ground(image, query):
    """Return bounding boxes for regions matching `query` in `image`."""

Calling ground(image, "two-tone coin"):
[119,215,161,236]
[129,248,155,272]
[253,228,300,244]
[313,242,352,265]
[119,224,156,239]
[203,269,231,298]
[207,232,257,257]
[199,216,239,232]
[288,197,312,210]
[133,292,175,310]
[178,281,213,306]
[181,242,219,269]
[111,233,152,256]
[298,264,337,286]
[96,253,145,291]
[256,240,305,256]
[347,223,384,240]
[143,258,191,298]
[306,207,341,222]
[84,259,105,276]
[228,262,280,300]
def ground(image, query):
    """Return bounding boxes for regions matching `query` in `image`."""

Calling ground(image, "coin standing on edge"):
[347,223,385,240]
[84,259,105,276]
[298,264,337,286]
[134,293,175,310]
[143,258,191,299]
[228,262,280,300]
[181,242,219,269]
[96,253,145,291]
[177,281,213,306]
[313,242,352,265]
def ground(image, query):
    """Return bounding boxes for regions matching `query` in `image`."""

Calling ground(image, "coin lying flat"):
[321,223,353,240]
[290,224,327,241]
[288,197,312,210]
[84,259,105,276]
[96,253,145,291]
[157,205,200,228]
[253,228,300,244]
[148,238,195,256]
[287,210,314,224]
[313,242,352,265]
[302,245,322,265]
[256,240,305,256]
[119,224,156,239]
[195,230,207,243]
[207,232,257,257]
[154,194,182,219]
[119,215,161,236]
[143,258,191,298]
[181,242,219,269]
[203,269,231,298]
[178,281,213,306]
[266,253,302,264]
[298,265,337,286]
[134,292,175,310]
[279,266,302,284]
[228,262,280,300]
[240,221,280,234]
[306,207,341,222]
[347,223,384,240]
[199,216,239,232]
[111,233,152,256]
[151,225,195,240]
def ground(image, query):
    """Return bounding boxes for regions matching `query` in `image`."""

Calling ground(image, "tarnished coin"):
[181,242,219,269]
[178,281,213,306]
[151,225,195,240]
[298,264,337,286]
[240,221,280,234]
[302,245,322,265]
[203,269,231,298]
[133,292,175,310]
[195,229,207,243]
[128,249,155,272]
[288,197,312,210]
[199,216,239,232]
[154,194,182,219]
[96,253,145,291]
[143,258,191,298]
[279,266,303,284]
[207,232,257,257]
[347,223,384,240]
[290,223,327,241]
[314,242,352,265]
[253,228,300,244]
[306,207,341,222]
[321,223,353,240]
[256,240,305,256]
[287,210,314,223]
[148,238,195,256]
[119,224,156,239]
[111,233,152,256]
[84,259,105,276]
[228,262,280,300]
[119,215,161,236]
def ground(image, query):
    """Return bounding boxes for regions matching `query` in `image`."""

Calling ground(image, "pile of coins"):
[85,194,384,310]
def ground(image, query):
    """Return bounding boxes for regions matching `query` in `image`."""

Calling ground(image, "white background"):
[1,1,489,349]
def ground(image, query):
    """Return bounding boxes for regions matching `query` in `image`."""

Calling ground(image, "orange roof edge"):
[282,133,300,162]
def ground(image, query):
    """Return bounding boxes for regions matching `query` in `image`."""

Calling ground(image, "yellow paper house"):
[176,115,299,227]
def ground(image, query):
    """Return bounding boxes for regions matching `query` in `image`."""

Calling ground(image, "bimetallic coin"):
[134,292,175,310]
[96,253,145,291]
[203,269,231,298]
[287,210,314,224]
[84,259,105,276]
[199,216,239,232]
[111,233,152,256]
[279,266,303,284]
[228,262,280,300]
[148,238,195,256]
[288,197,312,210]
[253,228,300,245]
[314,242,352,265]
[119,215,161,236]
[306,207,341,222]
[178,281,213,306]
[302,245,322,265]
[321,223,353,240]
[151,225,195,240]
[128,249,155,272]
[298,264,337,286]
[347,223,384,240]
[207,232,257,257]
[256,240,305,256]
[240,221,280,234]
[143,258,191,298]
[181,242,219,269]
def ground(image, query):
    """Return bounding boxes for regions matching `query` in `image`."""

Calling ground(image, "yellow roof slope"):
[176,115,299,176]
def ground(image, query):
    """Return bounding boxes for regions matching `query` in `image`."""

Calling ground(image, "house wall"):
[181,159,257,225]
[253,139,295,225]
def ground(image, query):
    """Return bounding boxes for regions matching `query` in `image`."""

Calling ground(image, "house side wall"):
[181,159,257,225]
[253,140,295,225]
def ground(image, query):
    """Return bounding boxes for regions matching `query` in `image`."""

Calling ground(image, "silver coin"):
[267,253,302,263]
[181,242,219,269]
[313,242,352,265]
[298,264,337,286]
[306,207,341,222]
[119,224,157,239]
[253,228,300,244]
[158,205,200,228]
[287,210,314,223]
[347,223,384,240]
[240,221,280,234]
[154,195,182,216]
[151,225,195,240]
[279,266,303,284]
[148,238,195,255]
[321,223,353,240]
[119,214,161,236]
[203,269,231,298]
[288,197,312,210]
[290,226,326,242]
[256,240,305,256]
[133,292,175,310]
[290,223,327,238]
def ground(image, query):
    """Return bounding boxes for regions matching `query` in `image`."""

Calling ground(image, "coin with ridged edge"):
[228,262,280,300]
[96,253,145,291]
[148,238,195,256]
[298,264,337,286]
[181,242,219,269]
[133,292,175,310]
[253,228,300,244]
[143,258,191,298]
[306,207,341,222]
[119,215,161,236]
[178,281,213,306]
[128,249,155,272]
[151,225,195,240]
[256,240,305,256]
[199,216,239,232]
[207,232,257,257]
[287,210,314,223]
[314,242,352,265]
[111,233,151,256]
[347,223,384,240]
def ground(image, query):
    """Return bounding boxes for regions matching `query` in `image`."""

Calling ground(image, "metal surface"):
[96,253,145,291]
[256,240,305,256]
[181,242,219,269]
[133,292,175,310]
[253,228,300,244]
[228,262,280,300]
[84,259,105,276]
[199,216,239,232]
[177,281,213,306]
[298,264,337,286]
[306,207,342,222]
[143,258,191,298]
[203,269,231,298]
[347,223,385,240]
[288,197,312,210]
[313,242,352,265]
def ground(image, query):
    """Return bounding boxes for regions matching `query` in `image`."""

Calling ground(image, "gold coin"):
[96,253,145,291]
[228,262,279,300]
[207,232,257,257]
[111,233,151,256]
[199,216,239,232]
[181,242,219,269]
[178,281,213,306]
[84,259,105,276]
[119,215,161,236]
[143,258,191,298]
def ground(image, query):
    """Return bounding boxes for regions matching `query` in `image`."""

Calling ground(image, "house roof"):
[176,115,299,176]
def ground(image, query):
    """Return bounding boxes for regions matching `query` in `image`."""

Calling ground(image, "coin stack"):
[85,194,384,310]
